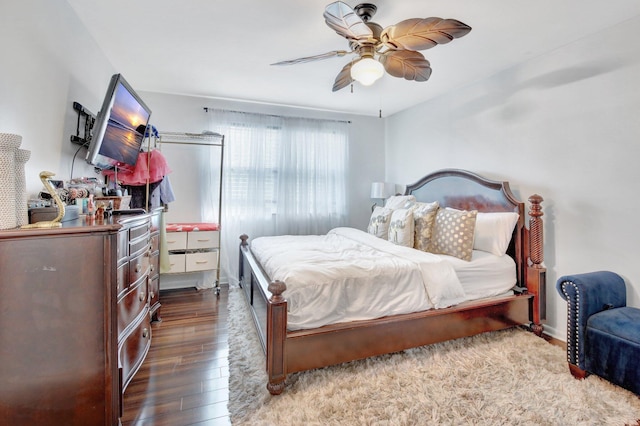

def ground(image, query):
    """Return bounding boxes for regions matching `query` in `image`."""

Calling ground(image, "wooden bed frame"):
[238,169,546,395]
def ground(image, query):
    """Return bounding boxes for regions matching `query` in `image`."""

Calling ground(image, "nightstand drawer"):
[187,231,219,250]
[167,253,186,273]
[186,251,218,272]
[166,232,188,251]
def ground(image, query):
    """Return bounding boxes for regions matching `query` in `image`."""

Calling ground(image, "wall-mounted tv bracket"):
[70,101,96,147]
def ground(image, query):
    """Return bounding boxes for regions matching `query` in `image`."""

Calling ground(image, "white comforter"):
[250,227,466,330]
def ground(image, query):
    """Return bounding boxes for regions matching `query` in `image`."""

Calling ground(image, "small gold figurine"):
[21,171,65,229]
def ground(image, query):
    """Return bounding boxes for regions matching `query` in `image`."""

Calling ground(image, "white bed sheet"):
[250,227,517,331]
[435,250,517,300]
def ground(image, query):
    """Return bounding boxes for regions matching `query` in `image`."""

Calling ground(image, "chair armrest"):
[556,271,626,369]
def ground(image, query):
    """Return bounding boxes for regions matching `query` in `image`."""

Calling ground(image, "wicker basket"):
[14,149,31,226]
[0,133,22,229]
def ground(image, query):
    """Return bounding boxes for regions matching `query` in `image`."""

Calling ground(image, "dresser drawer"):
[150,211,161,233]
[186,251,218,272]
[149,275,159,307]
[129,221,150,242]
[150,251,159,279]
[117,276,148,337]
[167,253,186,273]
[119,312,151,392]
[166,232,187,251]
[117,230,128,265]
[129,235,150,258]
[128,251,149,284]
[116,262,128,296]
[150,232,160,253]
[187,231,219,249]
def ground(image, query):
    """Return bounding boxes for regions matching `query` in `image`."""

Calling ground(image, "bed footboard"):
[239,235,288,394]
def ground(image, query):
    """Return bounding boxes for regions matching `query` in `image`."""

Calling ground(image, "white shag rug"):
[227,286,640,425]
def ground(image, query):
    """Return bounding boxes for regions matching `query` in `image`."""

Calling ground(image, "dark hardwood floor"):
[122,286,231,426]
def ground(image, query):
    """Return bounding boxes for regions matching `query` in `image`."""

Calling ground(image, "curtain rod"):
[158,140,224,147]
[203,107,351,124]
[157,131,224,147]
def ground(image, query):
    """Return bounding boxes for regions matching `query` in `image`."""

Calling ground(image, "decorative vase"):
[15,148,31,227]
[0,133,22,230]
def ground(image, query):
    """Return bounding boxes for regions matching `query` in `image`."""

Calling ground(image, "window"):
[205,109,350,284]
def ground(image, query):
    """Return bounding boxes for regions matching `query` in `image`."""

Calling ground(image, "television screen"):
[86,73,151,171]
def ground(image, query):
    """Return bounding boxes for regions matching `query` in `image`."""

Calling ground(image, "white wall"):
[386,17,640,339]
[0,0,120,195]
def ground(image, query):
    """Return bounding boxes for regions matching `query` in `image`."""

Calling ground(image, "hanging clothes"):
[123,175,176,210]
[103,149,171,186]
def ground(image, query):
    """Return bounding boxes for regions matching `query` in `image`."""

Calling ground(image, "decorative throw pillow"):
[429,208,478,261]
[388,208,414,247]
[367,206,393,239]
[384,195,416,210]
[413,201,440,251]
[473,212,520,256]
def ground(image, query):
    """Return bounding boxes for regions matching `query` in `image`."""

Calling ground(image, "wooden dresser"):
[0,208,162,425]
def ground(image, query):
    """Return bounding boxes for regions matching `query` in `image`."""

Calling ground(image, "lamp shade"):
[370,182,389,199]
[351,58,384,86]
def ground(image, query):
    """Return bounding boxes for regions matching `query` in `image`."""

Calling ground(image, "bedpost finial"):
[240,234,249,246]
[528,194,544,218]
[268,280,287,301]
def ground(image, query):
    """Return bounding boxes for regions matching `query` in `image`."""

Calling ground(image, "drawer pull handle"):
[142,328,149,338]
[196,260,209,264]
[135,264,142,273]
[150,265,154,272]
[150,292,155,299]
[197,239,211,242]
[139,292,146,302]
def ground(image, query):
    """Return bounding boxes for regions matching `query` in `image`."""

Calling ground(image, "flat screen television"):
[85,73,151,171]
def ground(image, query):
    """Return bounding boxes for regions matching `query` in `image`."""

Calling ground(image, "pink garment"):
[103,149,171,185]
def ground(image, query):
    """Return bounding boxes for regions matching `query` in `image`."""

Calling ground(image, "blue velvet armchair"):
[556,271,640,394]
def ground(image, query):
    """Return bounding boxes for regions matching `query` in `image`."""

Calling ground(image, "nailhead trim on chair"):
[560,281,580,365]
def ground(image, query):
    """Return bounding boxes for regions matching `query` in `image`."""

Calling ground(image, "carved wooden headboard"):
[405,169,525,288]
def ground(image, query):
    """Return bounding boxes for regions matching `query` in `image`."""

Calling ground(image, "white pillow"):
[473,212,520,256]
[367,206,393,239]
[384,195,416,210]
[388,208,414,247]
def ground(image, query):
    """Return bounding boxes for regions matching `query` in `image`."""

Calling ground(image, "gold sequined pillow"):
[429,208,477,261]
[367,206,393,239]
[413,201,439,251]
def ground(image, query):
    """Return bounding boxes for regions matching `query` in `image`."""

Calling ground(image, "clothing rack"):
[156,131,225,295]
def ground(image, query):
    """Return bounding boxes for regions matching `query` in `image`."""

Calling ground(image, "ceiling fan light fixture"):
[350,57,384,86]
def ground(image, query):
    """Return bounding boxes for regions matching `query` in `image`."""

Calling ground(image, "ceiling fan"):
[272,1,472,92]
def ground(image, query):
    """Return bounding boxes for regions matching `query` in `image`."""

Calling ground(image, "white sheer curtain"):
[205,109,350,285]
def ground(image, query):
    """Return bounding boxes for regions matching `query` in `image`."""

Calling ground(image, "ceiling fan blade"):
[271,50,351,66]
[381,18,471,51]
[380,50,432,82]
[323,1,372,42]
[332,62,354,92]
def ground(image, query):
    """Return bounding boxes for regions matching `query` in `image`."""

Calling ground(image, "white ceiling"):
[66,0,640,117]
